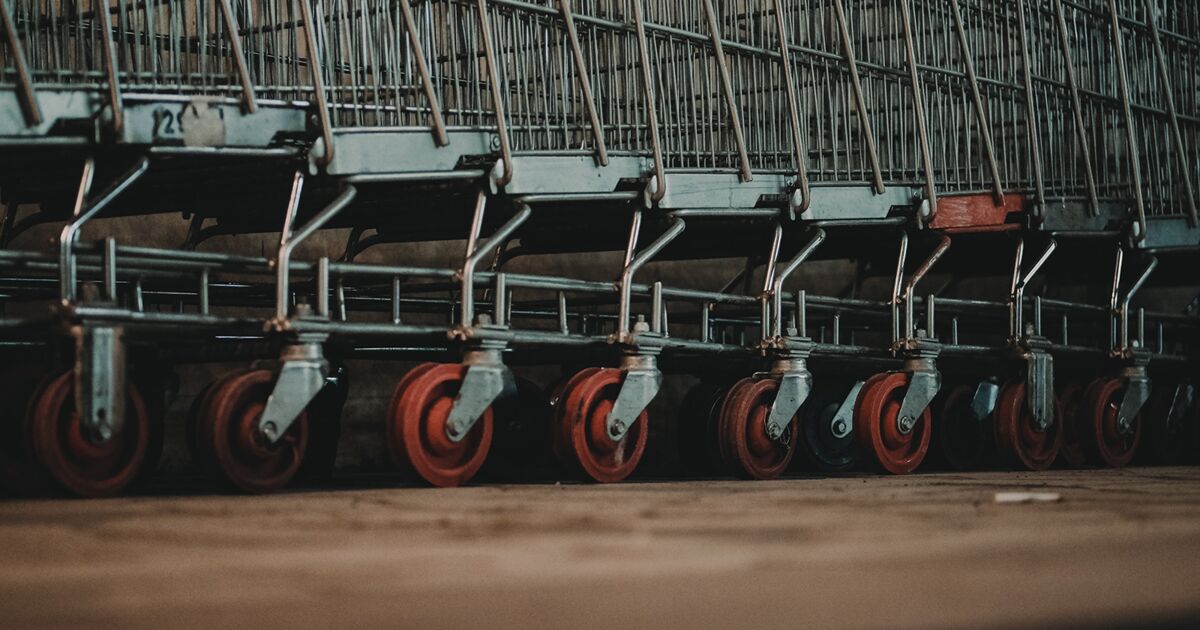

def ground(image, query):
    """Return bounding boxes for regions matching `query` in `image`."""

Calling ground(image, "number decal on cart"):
[152,103,227,144]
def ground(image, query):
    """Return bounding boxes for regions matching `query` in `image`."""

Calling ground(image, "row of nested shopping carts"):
[0,0,1197,496]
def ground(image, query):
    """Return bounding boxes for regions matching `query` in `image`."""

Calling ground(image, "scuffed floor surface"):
[2,468,1199,629]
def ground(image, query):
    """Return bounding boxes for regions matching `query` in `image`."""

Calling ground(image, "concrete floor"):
[1,468,1198,629]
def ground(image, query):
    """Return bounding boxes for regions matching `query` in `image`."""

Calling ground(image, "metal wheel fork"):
[57,159,149,443]
[1010,238,1058,431]
[891,233,951,431]
[603,211,686,442]
[760,227,826,442]
[1108,250,1158,431]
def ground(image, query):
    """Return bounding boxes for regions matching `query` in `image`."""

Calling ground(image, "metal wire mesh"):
[3,0,1199,220]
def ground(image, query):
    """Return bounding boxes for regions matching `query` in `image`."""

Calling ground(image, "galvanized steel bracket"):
[258,339,328,443]
[971,380,1000,423]
[830,381,865,439]
[606,355,661,442]
[1025,351,1055,431]
[897,369,941,435]
[766,370,811,443]
[446,343,515,443]
[1116,367,1152,437]
[895,344,942,435]
[73,325,125,443]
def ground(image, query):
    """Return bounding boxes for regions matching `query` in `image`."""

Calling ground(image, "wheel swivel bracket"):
[764,350,814,444]
[606,354,661,441]
[446,340,515,442]
[258,336,329,443]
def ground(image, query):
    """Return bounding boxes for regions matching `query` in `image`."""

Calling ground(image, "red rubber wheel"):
[186,369,250,475]
[27,371,151,498]
[934,383,992,471]
[1079,377,1140,468]
[387,363,492,487]
[854,372,931,475]
[994,380,1063,471]
[204,369,309,493]
[718,377,797,480]
[1057,381,1088,468]
[550,368,602,472]
[555,368,648,483]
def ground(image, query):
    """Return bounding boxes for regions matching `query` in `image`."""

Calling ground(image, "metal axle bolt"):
[898,415,914,435]
[610,420,626,438]
[766,423,782,440]
[262,421,278,441]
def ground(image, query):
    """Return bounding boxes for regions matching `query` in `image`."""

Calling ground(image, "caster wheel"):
[1079,377,1140,468]
[554,368,647,483]
[187,370,250,476]
[1057,381,1088,468]
[1137,385,1191,465]
[796,380,859,473]
[718,377,797,480]
[677,381,727,476]
[994,380,1063,471]
[854,372,931,475]
[27,371,152,498]
[933,383,993,472]
[482,376,552,480]
[204,369,309,493]
[387,362,492,487]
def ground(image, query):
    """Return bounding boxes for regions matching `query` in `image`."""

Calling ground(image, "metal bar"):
[771,0,810,213]
[1109,247,1124,349]
[1106,0,1147,241]
[891,232,909,343]
[476,0,513,187]
[1016,0,1046,216]
[558,0,608,166]
[217,0,258,114]
[651,281,663,334]
[461,202,531,326]
[761,223,784,330]
[1144,0,1197,226]
[831,0,884,194]
[948,0,1004,205]
[391,276,402,325]
[770,229,827,338]
[316,257,330,318]
[1119,257,1157,351]
[701,0,752,183]
[95,0,124,134]
[897,0,936,220]
[59,159,149,302]
[299,0,334,166]
[1051,0,1100,215]
[632,0,665,202]
[902,235,952,341]
[102,238,117,301]
[796,290,807,338]
[618,218,685,335]
[276,180,357,322]
[494,273,508,327]
[199,269,210,316]
[397,0,449,146]
[0,0,41,125]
